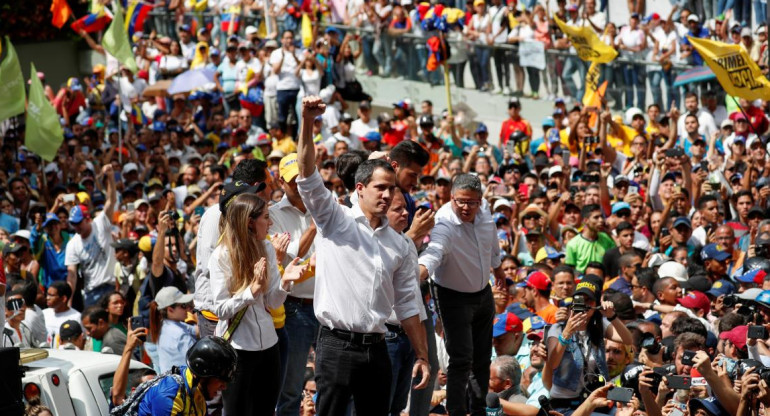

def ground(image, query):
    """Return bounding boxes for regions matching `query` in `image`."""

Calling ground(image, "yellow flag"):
[582,61,601,106]
[686,36,770,101]
[554,16,618,63]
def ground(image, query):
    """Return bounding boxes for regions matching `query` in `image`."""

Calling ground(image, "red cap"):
[730,112,748,121]
[651,12,661,20]
[719,325,748,351]
[526,271,552,291]
[677,290,711,314]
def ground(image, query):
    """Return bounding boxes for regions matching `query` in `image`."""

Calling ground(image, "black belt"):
[286,295,313,306]
[321,326,385,346]
[385,323,404,335]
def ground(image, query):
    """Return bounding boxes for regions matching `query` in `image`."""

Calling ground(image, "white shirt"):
[65,212,116,291]
[296,170,420,333]
[419,201,502,293]
[386,237,428,325]
[707,105,728,127]
[209,242,287,351]
[193,205,221,312]
[677,108,718,141]
[468,12,490,45]
[350,118,378,142]
[268,48,303,91]
[42,307,81,349]
[268,197,315,299]
[235,57,263,85]
[24,304,48,347]
[489,5,509,44]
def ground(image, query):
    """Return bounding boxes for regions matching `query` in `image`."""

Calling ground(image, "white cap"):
[658,261,688,282]
[741,27,752,37]
[184,151,203,164]
[648,253,670,268]
[493,199,512,211]
[245,25,258,35]
[758,26,767,34]
[548,165,563,177]
[44,162,58,174]
[154,286,194,309]
[721,119,734,128]
[747,136,761,149]
[167,149,184,160]
[625,107,644,125]
[122,162,139,175]
[687,14,700,22]
[738,288,764,300]
[134,199,149,208]
[11,229,31,241]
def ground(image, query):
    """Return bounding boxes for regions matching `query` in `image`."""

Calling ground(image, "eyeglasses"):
[454,199,481,208]
[239,115,252,119]
[522,214,541,221]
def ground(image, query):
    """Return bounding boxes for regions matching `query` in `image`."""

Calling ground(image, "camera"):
[572,296,587,314]
[748,325,768,340]
[640,332,662,355]
[585,136,599,145]
[166,210,180,236]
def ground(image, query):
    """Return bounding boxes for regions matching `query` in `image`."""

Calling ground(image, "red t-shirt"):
[499,117,533,145]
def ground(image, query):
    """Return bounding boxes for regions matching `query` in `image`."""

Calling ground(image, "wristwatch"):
[648,303,655,311]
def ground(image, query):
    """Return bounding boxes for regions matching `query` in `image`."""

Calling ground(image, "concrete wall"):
[14,40,104,91]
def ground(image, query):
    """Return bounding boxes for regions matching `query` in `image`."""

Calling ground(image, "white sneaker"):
[495,87,504,95]
[503,87,512,95]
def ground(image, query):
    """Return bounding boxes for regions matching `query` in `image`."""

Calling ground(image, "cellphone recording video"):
[667,375,692,390]
[681,350,696,366]
[748,325,768,340]
[607,386,634,403]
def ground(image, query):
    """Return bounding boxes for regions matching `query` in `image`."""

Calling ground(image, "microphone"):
[486,392,502,416]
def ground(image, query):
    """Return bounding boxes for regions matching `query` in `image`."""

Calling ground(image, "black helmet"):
[744,256,770,274]
[186,336,238,382]
[508,130,528,143]
[418,115,434,126]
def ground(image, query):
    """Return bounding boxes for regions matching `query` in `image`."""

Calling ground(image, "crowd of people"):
[2,0,770,415]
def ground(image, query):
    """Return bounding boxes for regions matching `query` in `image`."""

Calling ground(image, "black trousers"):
[223,344,281,416]
[435,284,495,416]
[315,327,392,416]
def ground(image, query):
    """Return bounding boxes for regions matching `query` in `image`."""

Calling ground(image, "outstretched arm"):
[297,96,327,179]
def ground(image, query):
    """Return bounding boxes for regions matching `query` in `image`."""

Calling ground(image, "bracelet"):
[607,314,618,321]
[558,333,572,346]
[416,357,428,363]
[648,303,656,311]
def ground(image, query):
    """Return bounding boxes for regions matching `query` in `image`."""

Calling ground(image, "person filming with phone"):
[544,275,633,415]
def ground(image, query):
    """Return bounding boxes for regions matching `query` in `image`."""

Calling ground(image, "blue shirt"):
[525,372,549,407]
[608,276,632,296]
[681,27,709,66]
[30,228,71,288]
[158,320,198,374]
[138,366,206,416]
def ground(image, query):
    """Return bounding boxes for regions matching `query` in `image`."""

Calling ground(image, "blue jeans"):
[276,89,299,127]
[718,0,736,14]
[362,35,379,74]
[562,56,587,99]
[649,69,675,108]
[276,301,320,416]
[277,326,289,388]
[83,284,114,308]
[375,34,394,76]
[386,329,415,416]
[734,0,751,25]
[409,305,439,416]
[622,63,645,109]
[393,40,410,77]
[471,46,492,89]
[755,0,767,25]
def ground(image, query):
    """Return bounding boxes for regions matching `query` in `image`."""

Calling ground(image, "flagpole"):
[441,32,452,118]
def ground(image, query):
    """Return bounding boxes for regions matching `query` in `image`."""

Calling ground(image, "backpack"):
[110,366,187,416]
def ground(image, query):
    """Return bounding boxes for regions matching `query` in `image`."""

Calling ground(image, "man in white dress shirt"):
[296,96,430,416]
[419,174,505,416]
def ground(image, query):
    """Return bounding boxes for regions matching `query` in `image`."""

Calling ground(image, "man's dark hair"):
[208,164,227,182]
[652,276,674,296]
[697,194,717,210]
[684,91,698,100]
[50,281,72,302]
[685,113,699,124]
[581,203,601,220]
[83,306,109,325]
[671,317,707,338]
[585,261,606,277]
[733,190,754,205]
[354,159,395,186]
[718,312,747,332]
[637,267,658,291]
[389,140,430,168]
[552,265,575,278]
[11,280,37,308]
[604,291,635,321]
[529,189,548,202]
[616,221,634,233]
[620,252,642,269]
[232,159,267,184]
[647,103,660,111]
[337,150,369,191]
[422,99,433,107]
[674,332,706,353]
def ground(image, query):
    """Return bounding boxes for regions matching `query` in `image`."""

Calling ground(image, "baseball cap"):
[566,3,578,11]
[69,204,90,224]
[279,153,299,182]
[625,107,644,125]
[680,275,712,292]
[245,25,258,35]
[648,253,670,268]
[701,243,731,262]
[526,271,551,291]
[418,115,434,126]
[522,315,546,333]
[505,302,534,321]
[614,175,630,186]
[264,39,279,49]
[741,27,752,37]
[493,213,508,225]
[736,269,767,285]
[542,117,555,128]
[748,206,765,218]
[706,279,736,298]
[359,100,372,110]
[393,100,410,110]
[611,202,632,215]
[688,397,728,416]
[493,312,523,337]
[493,199,512,211]
[154,286,195,309]
[677,291,710,314]
[687,14,700,22]
[658,261,688,282]
[11,230,31,242]
[721,119,734,128]
[720,325,749,350]
[2,242,25,256]
[122,162,139,175]
[219,181,267,215]
[548,166,563,177]
[475,123,489,134]
[363,131,382,142]
[673,217,692,229]
[42,212,60,228]
[59,320,83,340]
[535,246,565,263]
[111,238,138,252]
[575,275,601,302]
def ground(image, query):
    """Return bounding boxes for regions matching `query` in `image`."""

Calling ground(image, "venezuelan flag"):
[125,1,153,37]
[220,6,241,33]
[70,8,112,33]
[130,104,148,126]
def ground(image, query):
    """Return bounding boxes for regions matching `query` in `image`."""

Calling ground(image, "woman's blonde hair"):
[221,193,268,295]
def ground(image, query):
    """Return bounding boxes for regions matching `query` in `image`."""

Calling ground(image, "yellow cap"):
[279,153,299,182]
[138,236,153,252]
[76,192,90,204]
[474,0,485,6]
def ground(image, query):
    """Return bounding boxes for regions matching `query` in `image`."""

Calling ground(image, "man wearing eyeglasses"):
[419,174,506,416]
